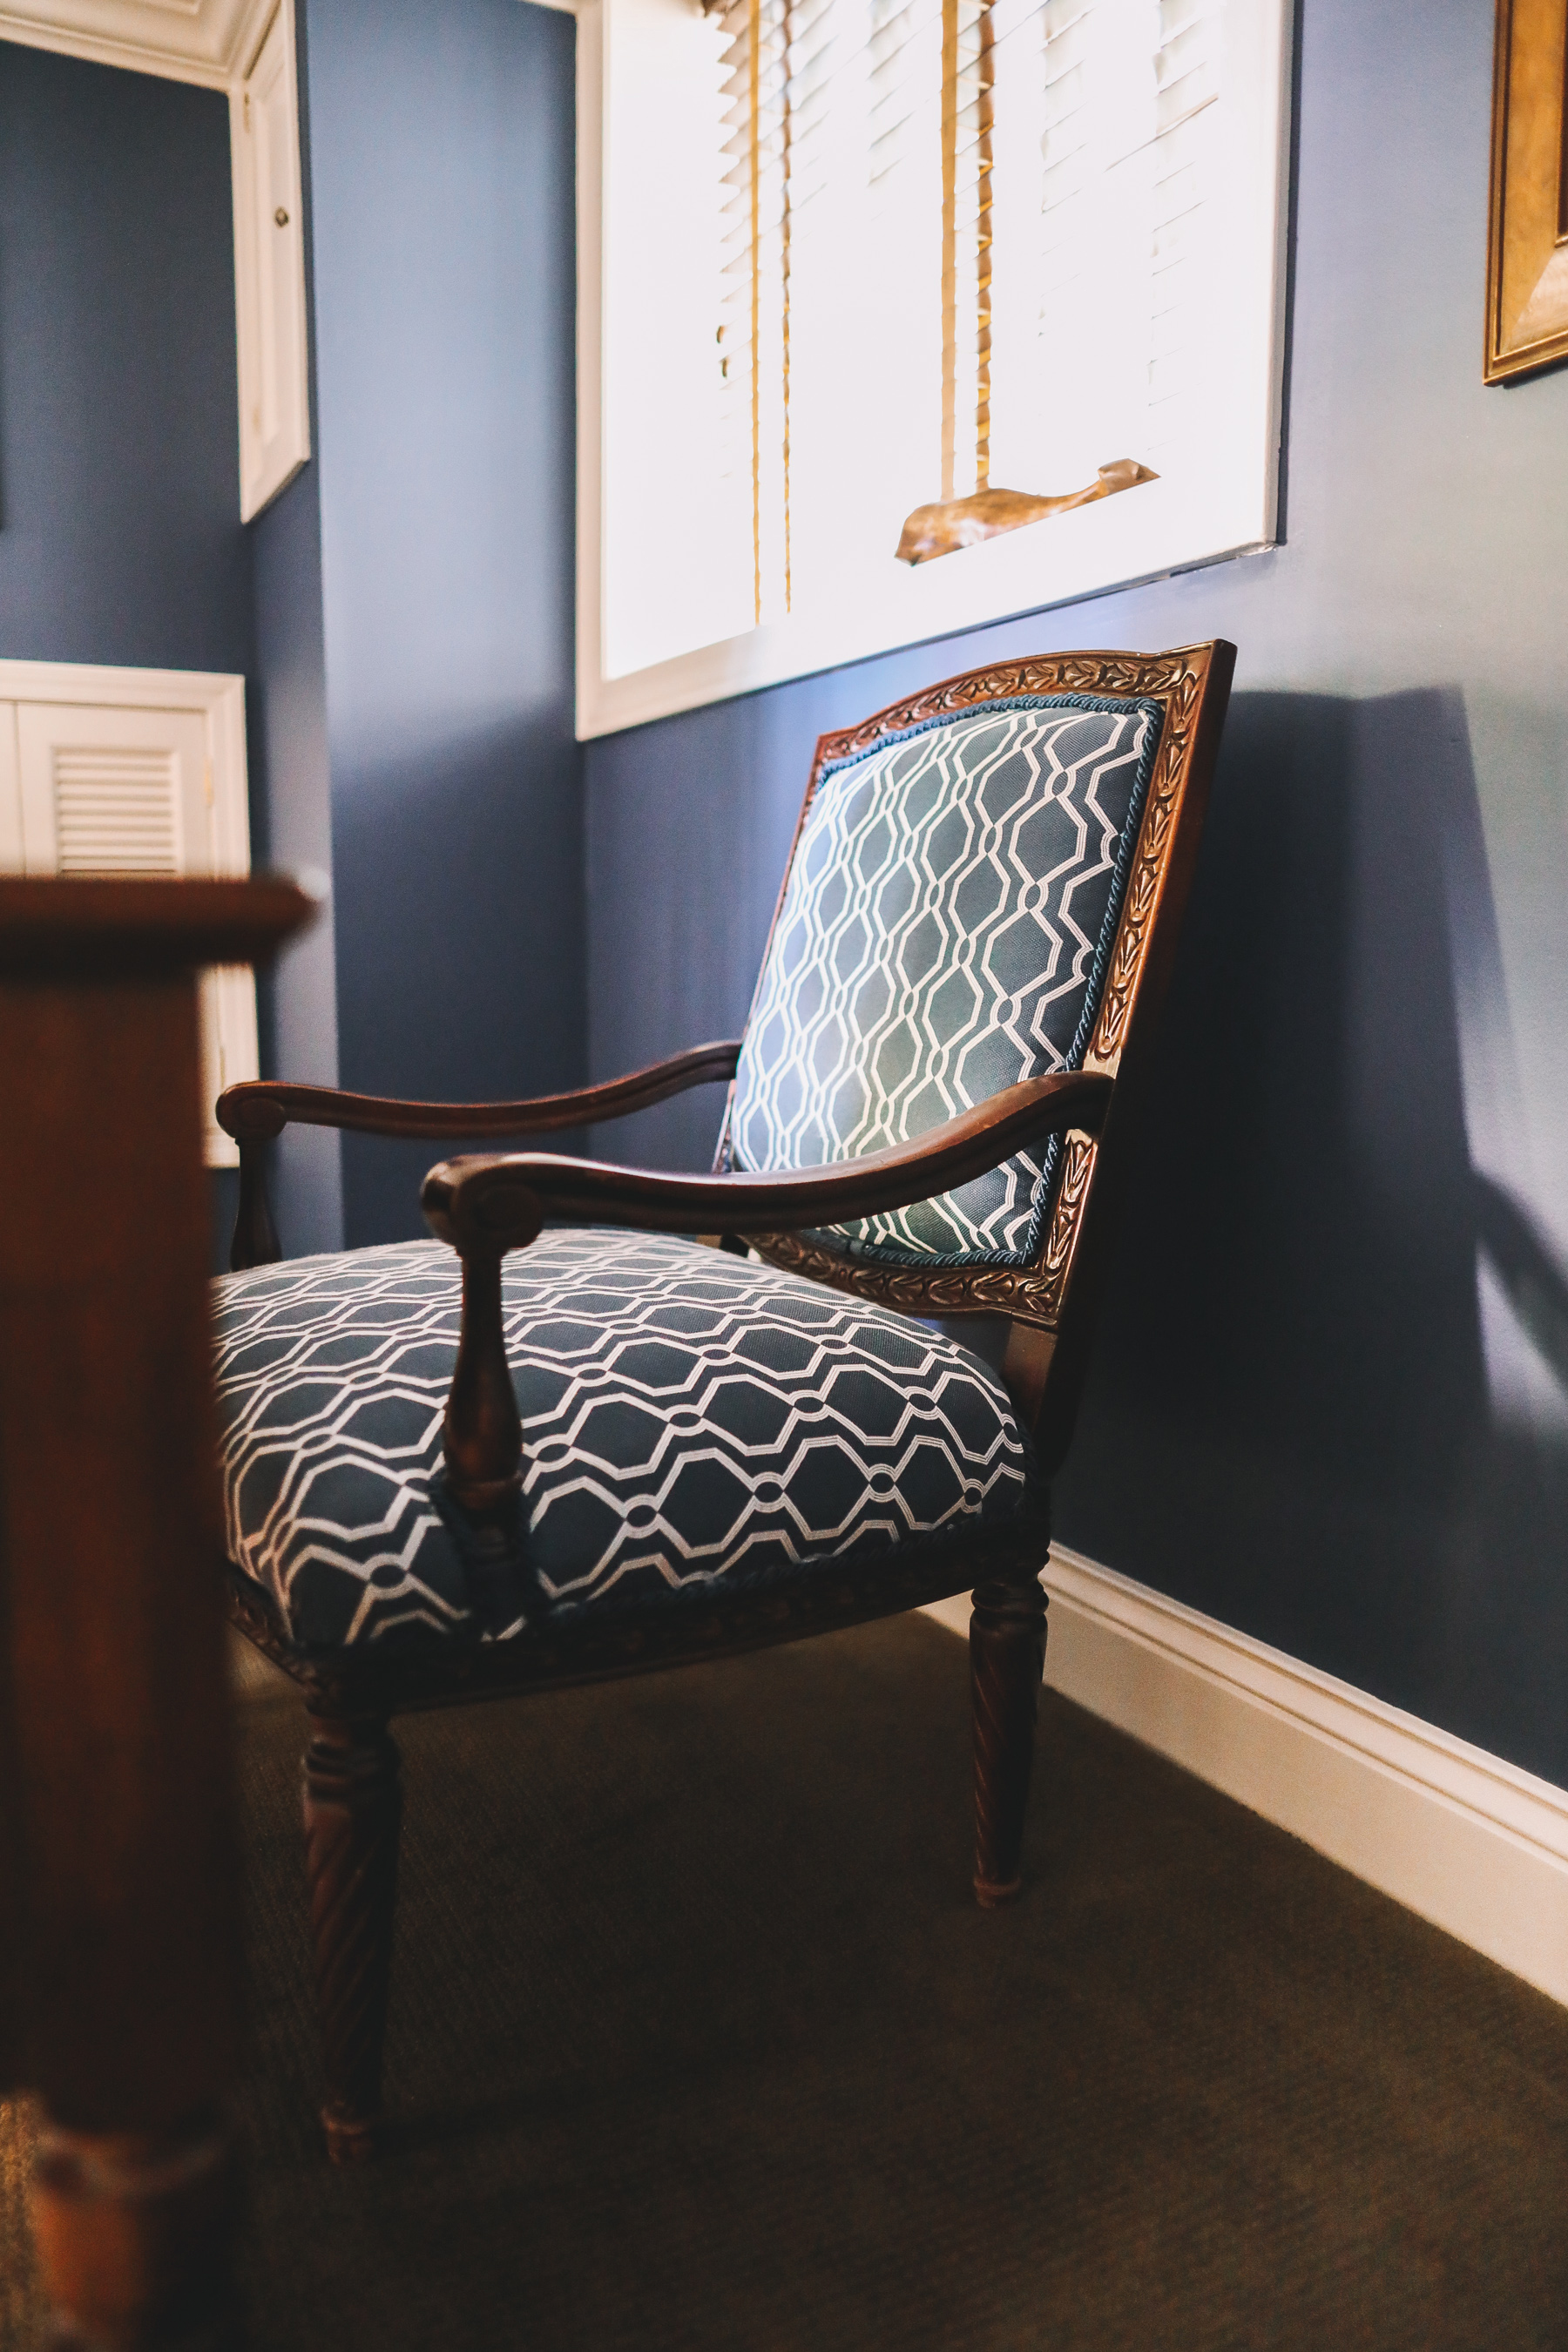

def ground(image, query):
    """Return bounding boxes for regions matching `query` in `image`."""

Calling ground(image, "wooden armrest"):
[216,1038,744,1145]
[422,1067,1112,1511]
[422,1069,1113,1251]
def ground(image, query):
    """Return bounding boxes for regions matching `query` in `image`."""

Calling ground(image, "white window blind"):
[579,0,1289,736]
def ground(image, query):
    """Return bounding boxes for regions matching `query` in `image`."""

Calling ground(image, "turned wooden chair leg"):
[301,1710,402,2165]
[970,1567,1048,1909]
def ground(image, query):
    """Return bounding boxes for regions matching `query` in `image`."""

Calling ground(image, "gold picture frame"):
[1486,0,1568,382]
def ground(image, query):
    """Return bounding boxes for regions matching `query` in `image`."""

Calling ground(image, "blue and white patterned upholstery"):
[728,694,1160,1266]
[213,1230,1041,1652]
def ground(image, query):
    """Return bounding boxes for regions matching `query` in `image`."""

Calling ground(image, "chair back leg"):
[970,1565,1048,1907]
[301,1711,403,2164]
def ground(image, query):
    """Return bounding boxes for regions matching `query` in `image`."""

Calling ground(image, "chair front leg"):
[970,1566,1048,1908]
[301,1708,402,2164]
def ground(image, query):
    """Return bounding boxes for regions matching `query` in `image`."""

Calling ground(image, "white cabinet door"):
[14,696,258,1166]
[233,0,310,522]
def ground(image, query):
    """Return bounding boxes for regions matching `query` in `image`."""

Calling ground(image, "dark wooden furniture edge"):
[0,875,314,975]
[226,1517,1049,1719]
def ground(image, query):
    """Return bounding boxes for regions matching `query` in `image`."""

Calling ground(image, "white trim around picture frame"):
[575,0,1296,741]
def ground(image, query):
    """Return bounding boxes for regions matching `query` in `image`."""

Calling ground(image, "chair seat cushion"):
[213,1230,1043,1652]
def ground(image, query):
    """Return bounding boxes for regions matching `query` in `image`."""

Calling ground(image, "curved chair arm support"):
[422,1069,1112,1249]
[217,1038,744,1145]
[421,1066,1114,1510]
[219,1040,744,1272]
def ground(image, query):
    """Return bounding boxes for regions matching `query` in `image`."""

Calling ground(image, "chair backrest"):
[715,644,1235,1470]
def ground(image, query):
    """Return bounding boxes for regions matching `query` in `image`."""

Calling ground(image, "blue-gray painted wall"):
[0,35,341,1265]
[583,0,1568,1781]
[1,8,583,1265]
[0,41,257,1267]
[248,456,342,1258]
[301,0,584,1247]
[0,46,250,676]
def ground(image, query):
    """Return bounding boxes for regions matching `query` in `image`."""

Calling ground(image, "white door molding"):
[0,0,274,92]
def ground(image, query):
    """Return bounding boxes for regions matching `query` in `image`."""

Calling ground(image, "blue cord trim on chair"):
[731,693,1164,1271]
[812,689,1159,785]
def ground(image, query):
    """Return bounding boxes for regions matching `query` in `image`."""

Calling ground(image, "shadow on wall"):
[328,708,586,1250]
[584,686,817,1173]
[1475,1173,1568,1398]
[1056,686,1568,1782]
[247,456,342,1264]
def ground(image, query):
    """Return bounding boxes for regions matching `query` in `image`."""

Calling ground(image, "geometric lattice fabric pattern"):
[729,694,1161,1266]
[213,1230,1041,1652]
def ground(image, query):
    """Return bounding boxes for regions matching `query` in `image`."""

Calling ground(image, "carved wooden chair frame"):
[219,640,1234,2159]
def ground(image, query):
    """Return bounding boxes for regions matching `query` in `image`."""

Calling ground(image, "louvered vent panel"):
[52,747,181,875]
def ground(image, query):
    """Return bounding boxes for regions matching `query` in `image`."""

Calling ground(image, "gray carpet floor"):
[6,1612,1568,2347]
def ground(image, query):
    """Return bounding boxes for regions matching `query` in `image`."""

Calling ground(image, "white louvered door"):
[17,704,208,879]
[5,688,258,1166]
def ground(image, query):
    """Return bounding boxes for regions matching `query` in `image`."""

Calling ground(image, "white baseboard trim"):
[923,1545,1568,2008]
